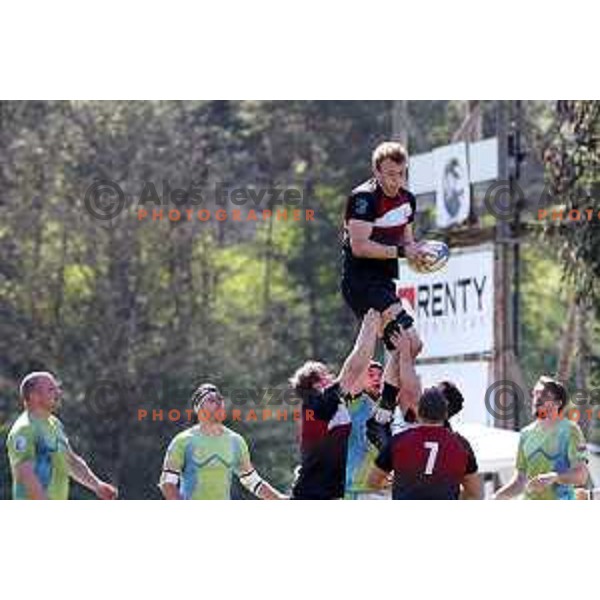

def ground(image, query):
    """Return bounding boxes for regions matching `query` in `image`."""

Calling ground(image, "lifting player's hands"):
[363,308,382,327]
[362,308,384,337]
[387,330,410,355]
[387,327,422,359]
[95,481,119,500]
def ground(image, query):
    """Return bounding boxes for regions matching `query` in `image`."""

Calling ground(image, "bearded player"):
[159,383,286,500]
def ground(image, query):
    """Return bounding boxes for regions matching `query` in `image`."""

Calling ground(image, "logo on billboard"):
[398,276,487,318]
[434,142,471,228]
[442,157,466,218]
[397,246,494,359]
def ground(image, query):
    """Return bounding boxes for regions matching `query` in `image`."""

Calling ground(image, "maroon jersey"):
[292,383,351,499]
[375,425,477,500]
[343,178,416,280]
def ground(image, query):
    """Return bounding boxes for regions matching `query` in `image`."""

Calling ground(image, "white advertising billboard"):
[397,245,494,359]
[415,361,493,426]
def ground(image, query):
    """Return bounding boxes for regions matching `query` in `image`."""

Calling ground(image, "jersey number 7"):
[423,441,439,475]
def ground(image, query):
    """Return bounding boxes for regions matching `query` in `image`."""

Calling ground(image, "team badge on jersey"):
[354,196,369,215]
[14,435,28,453]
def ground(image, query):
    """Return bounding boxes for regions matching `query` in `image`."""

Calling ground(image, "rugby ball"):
[407,240,449,274]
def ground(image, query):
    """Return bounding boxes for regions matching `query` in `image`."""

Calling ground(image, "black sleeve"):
[375,437,394,473]
[406,190,417,224]
[456,433,478,475]
[304,383,342,422]
[380,382,399,411]
[346,193,376,223]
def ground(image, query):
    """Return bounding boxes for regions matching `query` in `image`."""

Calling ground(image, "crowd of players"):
[3,141,590,500]
[6,320,588,500]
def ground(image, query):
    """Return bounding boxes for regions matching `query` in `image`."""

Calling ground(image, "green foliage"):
[544,101,600,299]
[520,243,569,382]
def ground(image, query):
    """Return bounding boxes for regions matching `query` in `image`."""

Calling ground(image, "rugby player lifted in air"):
[341,142,428,428]
[289,309,381,499]
[6,371,118,500]
[159,383,286,500]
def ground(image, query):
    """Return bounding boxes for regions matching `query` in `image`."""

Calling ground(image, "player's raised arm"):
[396,333,422,414]
[374,330,421,421]
[338,309,381,396]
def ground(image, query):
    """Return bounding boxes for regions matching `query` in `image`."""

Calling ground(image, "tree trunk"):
[557,299,577,382]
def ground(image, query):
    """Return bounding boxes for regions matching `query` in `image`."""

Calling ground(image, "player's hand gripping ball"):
[407,240,449,274]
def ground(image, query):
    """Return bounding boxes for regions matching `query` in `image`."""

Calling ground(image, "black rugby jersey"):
[343,178,416,280]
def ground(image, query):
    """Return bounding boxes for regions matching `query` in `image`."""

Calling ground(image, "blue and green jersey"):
[517,418,588,500]
[345,393,380,496]
[162,425,251,499]
[6,411,70,500]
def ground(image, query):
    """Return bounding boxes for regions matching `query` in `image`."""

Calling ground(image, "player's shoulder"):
[7,411,33,439]
[400,186,416,200]
[559,417,584,436]
[222,425,244,442]
[324,382,342,398]
[48,414,66,430]
[451,429,472,445]
[349,178,378,199]
[520,420,539,436]
[448,429,476,453]
[392,423,421,442]
[169,426,197,446]
[324,382,348,408]
[222,426,250,453]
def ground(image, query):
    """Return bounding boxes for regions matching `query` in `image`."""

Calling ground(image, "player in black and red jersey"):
[341,141,425,355]
[289,309,381,499]
[368,387,482,500]
[341,142,426,434]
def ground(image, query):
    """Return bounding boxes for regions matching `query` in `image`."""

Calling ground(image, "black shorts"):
[341,275,399,318]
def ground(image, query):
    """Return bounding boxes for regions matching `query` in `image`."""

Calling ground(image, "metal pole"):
[510,100,523,359]
[509,100,526,428]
